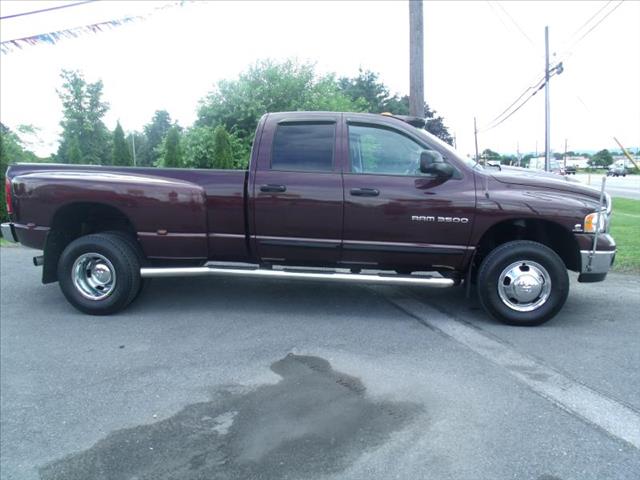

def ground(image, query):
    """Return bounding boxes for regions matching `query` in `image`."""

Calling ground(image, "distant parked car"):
[564,165,577,175]
[607,165,627,177]
[549,160,564,176]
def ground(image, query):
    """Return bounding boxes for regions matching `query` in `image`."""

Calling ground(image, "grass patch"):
[0,237,16,247]
[610,198,640,273]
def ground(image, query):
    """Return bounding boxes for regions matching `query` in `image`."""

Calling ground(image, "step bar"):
[140,265,455,288]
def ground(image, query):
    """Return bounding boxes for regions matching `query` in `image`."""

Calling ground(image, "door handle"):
[260,184,287,193]
[350,188,380,197]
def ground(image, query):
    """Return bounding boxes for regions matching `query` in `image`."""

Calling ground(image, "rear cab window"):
[271,123,335,172]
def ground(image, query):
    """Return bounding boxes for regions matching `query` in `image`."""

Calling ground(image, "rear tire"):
[477,240,569,326]
[102,230,149,300]
[57,233,141,315]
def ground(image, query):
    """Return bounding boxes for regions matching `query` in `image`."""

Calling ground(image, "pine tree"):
[140,110,172,167]
[212,125,233,169]
[160,127,182,168]
[112,121,132,166]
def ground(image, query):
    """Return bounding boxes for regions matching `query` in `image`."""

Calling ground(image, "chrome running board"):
[140,265,454,288]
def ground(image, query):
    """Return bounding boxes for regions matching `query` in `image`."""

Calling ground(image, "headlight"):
[584,211,606,233]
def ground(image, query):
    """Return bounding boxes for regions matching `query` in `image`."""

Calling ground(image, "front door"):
[341,122,476,271]
[253,119,343,265]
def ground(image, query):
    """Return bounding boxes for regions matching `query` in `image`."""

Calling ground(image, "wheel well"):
[42,203,137,283]
[474,218,580,273]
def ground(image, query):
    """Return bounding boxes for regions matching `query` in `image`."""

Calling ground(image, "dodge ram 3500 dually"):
[2,112,616,325]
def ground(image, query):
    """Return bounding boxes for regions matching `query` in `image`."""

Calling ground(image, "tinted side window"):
[349,124,424,175]
[272,123,335,172]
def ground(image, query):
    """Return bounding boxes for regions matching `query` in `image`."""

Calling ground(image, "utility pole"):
[409,0,424,118]
[474,117,480,165]
[131,134,137,167]
[544,25,551,172]
[563,138,568,171]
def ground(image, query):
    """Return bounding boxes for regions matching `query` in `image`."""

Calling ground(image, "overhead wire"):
[479,73,555,133]
[559,0,613,50]
[558,0,625,60]
[478,1,626,134]
[479,75,546,131]
[0,1,96,21]
[494,2,535,47]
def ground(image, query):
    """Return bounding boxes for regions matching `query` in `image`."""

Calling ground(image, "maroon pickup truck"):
[2,112,616,325]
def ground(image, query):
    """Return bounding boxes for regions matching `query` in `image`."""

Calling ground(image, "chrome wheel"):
[497,260,551,312]
[72,253,117,301]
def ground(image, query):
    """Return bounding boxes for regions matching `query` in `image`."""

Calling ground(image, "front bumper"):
[578,249,616,282]
[1,223,18,243]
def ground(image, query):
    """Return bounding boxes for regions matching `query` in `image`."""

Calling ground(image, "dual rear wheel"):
[58,233,143,315]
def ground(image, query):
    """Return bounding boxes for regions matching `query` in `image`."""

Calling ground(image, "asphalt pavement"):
[1,246,639,480]
[573,173,640,200]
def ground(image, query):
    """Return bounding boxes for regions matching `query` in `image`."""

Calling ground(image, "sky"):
[1,0,639,158]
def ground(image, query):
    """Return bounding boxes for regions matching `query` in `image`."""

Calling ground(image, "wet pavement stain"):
[40,354,422,480]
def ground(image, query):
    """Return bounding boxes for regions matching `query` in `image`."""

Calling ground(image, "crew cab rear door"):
[341,120,476,270]
[251,114,344,264]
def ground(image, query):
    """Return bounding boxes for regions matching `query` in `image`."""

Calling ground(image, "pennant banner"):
[1,2,183,54]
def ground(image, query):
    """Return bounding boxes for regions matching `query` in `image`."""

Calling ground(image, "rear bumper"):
[1,222,48,248]
[1,223,18,243]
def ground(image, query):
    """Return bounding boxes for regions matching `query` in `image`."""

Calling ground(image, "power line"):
[495,2,535,46]
[480,68,562,133]
[481,75,545,130]
[0,1,96,21]
[476,2,625,138]
[561,0,625,59]
[479,81,546,133]
[485,1,512,37]
[562,0,613,48]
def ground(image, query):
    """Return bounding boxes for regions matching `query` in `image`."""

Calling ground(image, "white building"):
[612,155,636,168]
[564,155,590,169]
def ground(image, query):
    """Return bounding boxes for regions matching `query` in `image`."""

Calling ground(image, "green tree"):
[112,121,132,166]
[1,123,43,222]
[157,126,182,168]
[67,136,82,164]
[182,126,216,169]
[56,70,110,165]
[482,148,501,162]
[126,131,146,167]
[501,154,517,165]
[196,59,362,159]
[229,131,252,169]
[337,69,454,145]
[212,125,233,169]
[589,149,614,168]
[338,69,390,113]
[139,110,172,167]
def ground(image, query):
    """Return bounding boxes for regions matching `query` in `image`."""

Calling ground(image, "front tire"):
[477,240,569,326]
[57,233,141,315]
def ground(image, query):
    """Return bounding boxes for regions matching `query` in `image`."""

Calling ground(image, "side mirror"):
[420,150,454,179]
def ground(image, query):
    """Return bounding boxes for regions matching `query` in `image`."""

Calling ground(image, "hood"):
[489,167,602,200]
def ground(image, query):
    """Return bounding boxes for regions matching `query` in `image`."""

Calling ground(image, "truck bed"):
[6,163,249,262]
